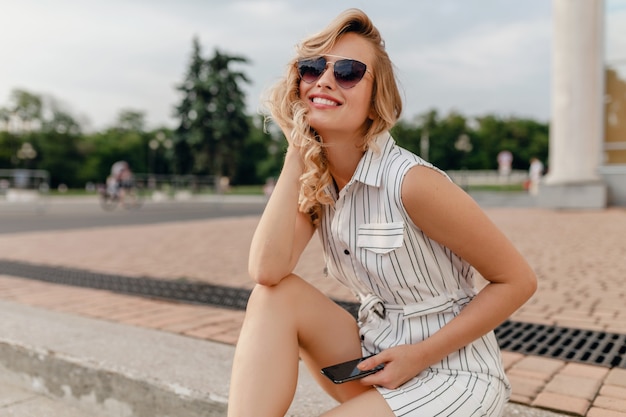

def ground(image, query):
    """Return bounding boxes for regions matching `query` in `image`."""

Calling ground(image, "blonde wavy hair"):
[265,8,402,224]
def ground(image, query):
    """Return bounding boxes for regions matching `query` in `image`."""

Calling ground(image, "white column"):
[540,0,607,208]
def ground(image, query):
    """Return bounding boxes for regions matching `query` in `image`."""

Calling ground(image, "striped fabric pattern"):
[318,133,511,416]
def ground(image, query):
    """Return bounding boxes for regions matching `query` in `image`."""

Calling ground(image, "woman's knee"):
[246,273,304,312]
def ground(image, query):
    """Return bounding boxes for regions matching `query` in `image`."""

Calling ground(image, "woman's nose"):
[316,64,336,88]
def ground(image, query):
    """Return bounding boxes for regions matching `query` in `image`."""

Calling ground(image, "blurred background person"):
[528,157,544,195]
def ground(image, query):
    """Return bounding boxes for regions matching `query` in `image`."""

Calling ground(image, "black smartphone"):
[321,354,384,384]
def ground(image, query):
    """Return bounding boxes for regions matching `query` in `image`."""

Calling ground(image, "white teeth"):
[312,97,338,106]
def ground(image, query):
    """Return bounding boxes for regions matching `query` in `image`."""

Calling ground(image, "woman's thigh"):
[321,389,395,417]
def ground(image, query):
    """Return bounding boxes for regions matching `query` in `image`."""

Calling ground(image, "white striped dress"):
[318,133,511,416]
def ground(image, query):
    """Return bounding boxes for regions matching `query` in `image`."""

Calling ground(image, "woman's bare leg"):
[321,389,395,417]
[227,274,372,417]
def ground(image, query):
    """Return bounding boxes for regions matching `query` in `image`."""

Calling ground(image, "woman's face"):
[298,33,375,140]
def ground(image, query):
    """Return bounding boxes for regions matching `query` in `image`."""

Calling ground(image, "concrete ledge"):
[0,300,569,417]
[537,181,607,209]
[0,301,230,417]
[0,346,225,417]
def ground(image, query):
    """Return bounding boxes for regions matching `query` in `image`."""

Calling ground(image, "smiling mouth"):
[311,97,339,106]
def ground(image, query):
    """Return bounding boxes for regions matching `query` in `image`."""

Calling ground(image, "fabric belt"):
[358,290,475,323]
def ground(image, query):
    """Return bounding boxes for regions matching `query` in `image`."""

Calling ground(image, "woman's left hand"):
[358,345,426,389]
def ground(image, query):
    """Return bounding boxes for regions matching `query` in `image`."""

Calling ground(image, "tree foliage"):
[9,89,43,132]
[233,115,285,185]
[173,37,251,179]
[392,110,549,172]
[79,109,152,185]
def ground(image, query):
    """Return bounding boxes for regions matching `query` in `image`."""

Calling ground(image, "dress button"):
[344,249,350,255]
[361,334,365,341]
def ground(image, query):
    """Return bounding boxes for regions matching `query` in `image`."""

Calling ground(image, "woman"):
[228,8,537,417]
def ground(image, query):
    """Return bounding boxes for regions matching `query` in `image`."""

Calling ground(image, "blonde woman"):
[228,9,536,417]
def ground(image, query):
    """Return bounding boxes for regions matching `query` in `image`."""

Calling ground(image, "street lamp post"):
[455,134,473,165]
[16,142,37,168]
[454,134,473,190]
[14,142,38,190]
[148,132,173,190]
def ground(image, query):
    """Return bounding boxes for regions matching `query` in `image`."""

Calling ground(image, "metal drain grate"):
[1,260,624,368]
[495,320,626,368]
[0,259,251,310]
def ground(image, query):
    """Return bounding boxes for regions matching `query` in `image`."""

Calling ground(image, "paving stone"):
[508,395,533,406]
[599,385,626,400]
[587,407,626,417]
[544,374,602,400]
[532,392,590,416]
[211,330,240,345]
[508,368,554,383]
[508,375,544,399]
[593,396,626,414]
[606,324,626,333]
[559,362,610,380]
[511,356,566,376]
[501,351,525,369]
[606,368,626,388]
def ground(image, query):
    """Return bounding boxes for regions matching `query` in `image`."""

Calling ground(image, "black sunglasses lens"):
[334,60,367,88]
[297,57,327,84]
[297,57,367,88]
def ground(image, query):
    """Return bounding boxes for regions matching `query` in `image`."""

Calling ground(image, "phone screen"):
[321,355,384,384]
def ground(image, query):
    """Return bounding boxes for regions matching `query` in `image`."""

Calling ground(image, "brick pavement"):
[0,207,625,416]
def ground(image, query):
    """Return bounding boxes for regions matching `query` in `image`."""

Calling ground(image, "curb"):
[0,342,227,417]
[0,301,230,417]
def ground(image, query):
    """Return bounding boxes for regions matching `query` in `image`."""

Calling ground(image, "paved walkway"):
[0,204,625,416]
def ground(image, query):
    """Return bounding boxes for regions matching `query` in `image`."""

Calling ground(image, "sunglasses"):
[296,55,370,89]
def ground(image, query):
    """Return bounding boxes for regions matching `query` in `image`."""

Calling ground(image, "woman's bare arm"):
[361,165,537,388]
[248,146,316,286]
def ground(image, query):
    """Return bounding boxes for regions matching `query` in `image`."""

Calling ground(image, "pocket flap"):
[357,222,404,254]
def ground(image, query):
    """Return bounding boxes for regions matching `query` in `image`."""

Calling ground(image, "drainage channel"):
[494,320,626,368]
[1,259,624,369]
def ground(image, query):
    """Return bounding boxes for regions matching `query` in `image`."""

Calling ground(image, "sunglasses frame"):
[296,54,372,89]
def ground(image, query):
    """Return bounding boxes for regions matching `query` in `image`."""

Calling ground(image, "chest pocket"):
[357,222,404,254]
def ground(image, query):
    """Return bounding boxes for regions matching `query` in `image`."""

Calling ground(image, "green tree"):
[402,110,471,170]
[41,96,82,136]
[0,107,10,131]
[234,115,285,185]
[78,109,151,185]
[172,37,204,175]
[391,118,423,157]
[0,90,88,187]
[473,116,549,171]
[205,49,251,180]
[9,89,43,132]
[393,110,550,172]
[34,131,83,188]
[116,109,146,132]
[147,129,175,176]
[174,37,251,179]
[0,131,22,167]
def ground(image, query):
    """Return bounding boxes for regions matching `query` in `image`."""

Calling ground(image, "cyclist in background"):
[108,161,134,199]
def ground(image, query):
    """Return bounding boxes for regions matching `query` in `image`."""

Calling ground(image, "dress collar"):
[351,132,395,187]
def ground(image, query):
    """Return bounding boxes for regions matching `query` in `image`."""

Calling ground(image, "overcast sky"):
[1,0,625,131]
